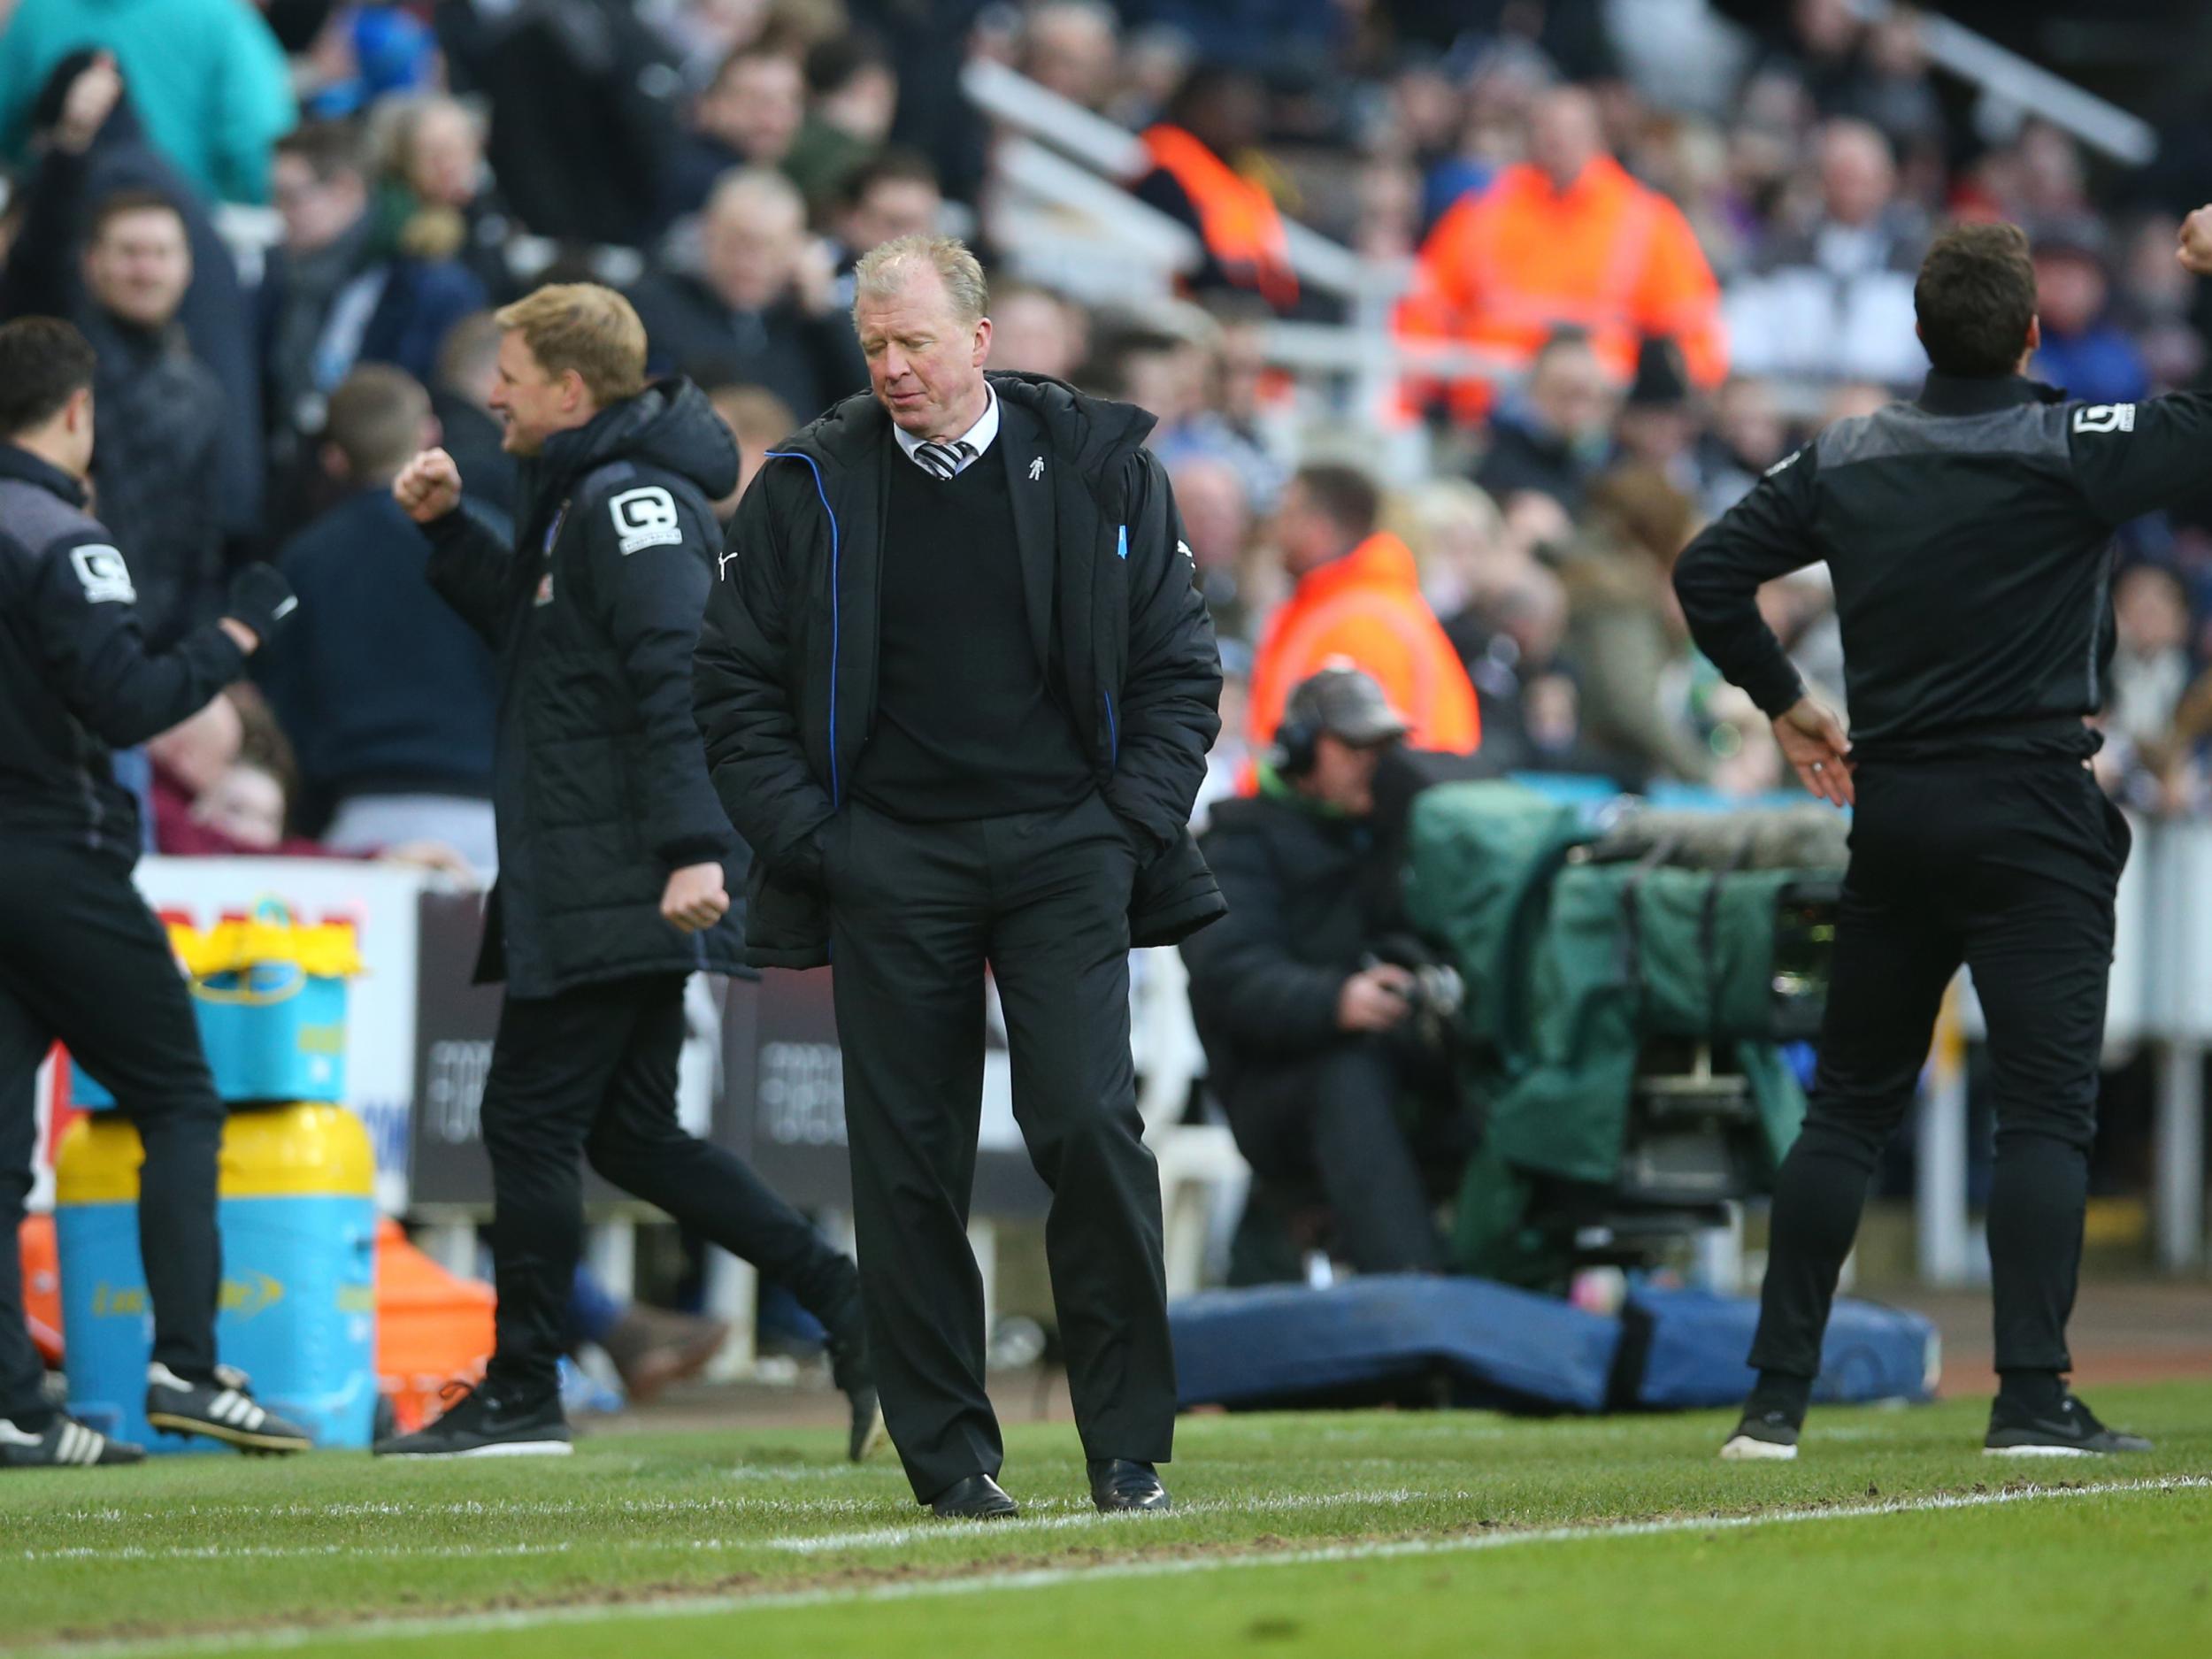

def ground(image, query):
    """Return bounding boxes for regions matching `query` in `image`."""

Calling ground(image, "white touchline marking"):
[22,1476,2209,1658]
[15,1490,1464,1564]
[28,1493,895,1528]
[770,1488,1465,1554]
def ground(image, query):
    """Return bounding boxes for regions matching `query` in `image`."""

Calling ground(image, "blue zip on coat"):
[764,450,843,804]
[1106,521,1126,763]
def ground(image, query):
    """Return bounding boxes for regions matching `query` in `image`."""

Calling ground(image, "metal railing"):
[962,58,1432,441]
[1848,1,2156,165]
[1924,811,2206,1280]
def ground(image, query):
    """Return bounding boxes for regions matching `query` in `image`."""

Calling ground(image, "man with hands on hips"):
[1682,187,2212,809]
[374,283,879,1460]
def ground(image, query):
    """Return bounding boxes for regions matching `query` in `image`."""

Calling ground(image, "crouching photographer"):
[1182,666,1468,1275]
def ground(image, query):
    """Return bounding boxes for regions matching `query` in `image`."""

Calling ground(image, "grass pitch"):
[5,1383,2210,1657]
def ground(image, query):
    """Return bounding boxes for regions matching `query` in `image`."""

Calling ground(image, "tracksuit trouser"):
[0,841,226,1425]
[1749,757,2128,1386]
[480,973,857,1399]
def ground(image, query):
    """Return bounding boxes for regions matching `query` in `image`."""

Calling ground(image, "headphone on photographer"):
[1269,710,1323,778]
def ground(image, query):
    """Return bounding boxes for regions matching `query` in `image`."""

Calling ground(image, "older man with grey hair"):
[697,235,1225,1519]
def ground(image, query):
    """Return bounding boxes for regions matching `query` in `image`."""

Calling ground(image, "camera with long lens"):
[1361,934,1466,1053]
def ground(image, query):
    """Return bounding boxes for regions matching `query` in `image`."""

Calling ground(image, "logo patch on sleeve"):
[2072,403,2136,434]
[69,544,136,604]
[609,487,684,554]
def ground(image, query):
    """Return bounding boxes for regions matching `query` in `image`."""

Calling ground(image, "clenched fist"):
[393,448,464,524]
[2178,207,2212,278]
[661,862,731,934]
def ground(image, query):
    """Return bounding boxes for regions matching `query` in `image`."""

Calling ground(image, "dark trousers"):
[1750,758,2128,1386]
[826,793,1173,1502]
[0,842,226,1421]
[480,973,856,1397]
[1225,1039,1446,1274]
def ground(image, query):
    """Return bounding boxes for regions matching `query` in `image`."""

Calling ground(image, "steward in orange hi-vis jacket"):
[1248,465,1479,765]
[1397,88,1725,423]
[1130,66,1302,313]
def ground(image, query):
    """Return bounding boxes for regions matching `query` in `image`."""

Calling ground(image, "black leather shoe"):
[1088,1458,1171,1513]
[929,1473,1019,1519]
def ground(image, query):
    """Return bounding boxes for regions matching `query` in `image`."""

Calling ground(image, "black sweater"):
[852,449,1093,818]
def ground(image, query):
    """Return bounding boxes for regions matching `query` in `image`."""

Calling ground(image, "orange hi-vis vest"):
[1396,157,1726,422]
[1248,532,1481,762]
[1140,124,1300,311]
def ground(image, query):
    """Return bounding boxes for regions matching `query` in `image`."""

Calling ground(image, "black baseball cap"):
[1286,663,1411,748]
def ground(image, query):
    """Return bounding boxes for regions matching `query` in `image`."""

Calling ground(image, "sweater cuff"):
[420,506,472,544]
[1746,659,1808,720]
[193,622,250,681]
[660,833,732,869]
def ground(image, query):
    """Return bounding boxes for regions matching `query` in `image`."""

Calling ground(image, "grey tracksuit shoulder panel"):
[1674,375,2212,757]
[0,452,245,854]
[1814,399,2070,470]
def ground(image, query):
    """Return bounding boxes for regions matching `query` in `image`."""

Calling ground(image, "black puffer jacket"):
[695,371,1225,969]
[1180,791,1386,1100]
[421,380,745,996]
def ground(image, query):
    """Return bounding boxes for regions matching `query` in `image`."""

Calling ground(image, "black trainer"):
[1,1413,146,1469]
[373,1379,572,1458]
[1719,1410,1801,1462]
[145,1363,312,1454]
[1985,1394,2154,1457]
[824,1297,886,1463]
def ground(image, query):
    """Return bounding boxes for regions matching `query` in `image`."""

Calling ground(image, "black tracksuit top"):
[1674,373,2212,760]
[0,443,244,857]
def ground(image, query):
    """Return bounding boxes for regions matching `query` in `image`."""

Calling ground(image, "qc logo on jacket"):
[419,379,747,998]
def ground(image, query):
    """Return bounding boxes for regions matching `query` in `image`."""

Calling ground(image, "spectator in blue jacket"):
[2031,219,2152,408]
[257,364,499,873]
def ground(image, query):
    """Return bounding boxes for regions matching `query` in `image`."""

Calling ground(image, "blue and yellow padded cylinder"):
[55,1105,378,1453]
[71,913,361,1109]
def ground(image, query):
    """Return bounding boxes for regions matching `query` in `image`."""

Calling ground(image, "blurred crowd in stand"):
[8,0,2211,1317]
[2,0,2209,851]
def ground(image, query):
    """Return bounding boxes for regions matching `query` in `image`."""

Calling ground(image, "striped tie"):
[912,437,975,480]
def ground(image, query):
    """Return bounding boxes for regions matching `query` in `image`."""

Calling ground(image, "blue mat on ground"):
[1624,1285,1939,1409]
[1169,1278,1940,1415]
[1171,1275,1621,1414]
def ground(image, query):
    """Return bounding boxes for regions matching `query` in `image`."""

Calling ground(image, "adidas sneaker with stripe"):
[0,1414,146,1469]
[144,1363,313,1454]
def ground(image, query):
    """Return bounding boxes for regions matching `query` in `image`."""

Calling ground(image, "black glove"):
[225,564,298,649]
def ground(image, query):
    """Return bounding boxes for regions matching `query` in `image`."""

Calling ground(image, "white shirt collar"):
[893,383,1000,474]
